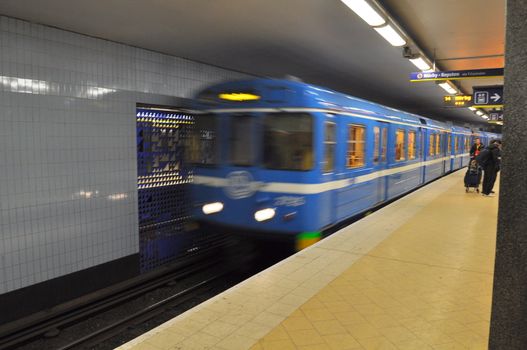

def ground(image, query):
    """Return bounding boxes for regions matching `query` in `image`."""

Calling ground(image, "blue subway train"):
[188,78,500,248]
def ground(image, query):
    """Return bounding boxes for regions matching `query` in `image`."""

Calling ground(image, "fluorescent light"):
[482,115,489,119]
[254,208,276,222]
[340,0,385,26]
[79,191,93,198]
[438,82,457,94]
[476,110,484,116]
[202,202,224,215]
[374,24,406,46]
[409,57,431,71]
[468,107,477,111]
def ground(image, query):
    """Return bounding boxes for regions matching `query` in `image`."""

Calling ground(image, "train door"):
[447,133,452,172]
[455,134,461,167]
[441,132,447,174]
[460,135,466,167]
[323,116,338,225]
[376,122,389,203]
[420,127,427,183]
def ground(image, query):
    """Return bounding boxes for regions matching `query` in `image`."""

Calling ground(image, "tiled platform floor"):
[118,170,498,350]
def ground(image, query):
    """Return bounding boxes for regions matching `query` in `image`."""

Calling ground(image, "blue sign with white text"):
[410,68,504,82]
[472,86,504,106]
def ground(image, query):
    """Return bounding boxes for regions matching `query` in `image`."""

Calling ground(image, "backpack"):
[476,148,491,167]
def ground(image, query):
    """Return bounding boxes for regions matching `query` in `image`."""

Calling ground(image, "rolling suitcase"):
[464,160,482,193]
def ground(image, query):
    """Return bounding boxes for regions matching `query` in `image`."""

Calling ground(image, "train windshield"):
[188,114,218,166]
[263,113,313,171]
[229,115,254,166]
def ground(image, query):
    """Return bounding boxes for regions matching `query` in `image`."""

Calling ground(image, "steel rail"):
[0,252,226,350]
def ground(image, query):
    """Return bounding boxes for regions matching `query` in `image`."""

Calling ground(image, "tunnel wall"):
[0,15,249,303]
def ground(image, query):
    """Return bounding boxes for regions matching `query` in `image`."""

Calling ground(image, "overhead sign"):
[410,68,504,82]
[443,95,472,107]
[489,111,504,121]
[472,86,504,108]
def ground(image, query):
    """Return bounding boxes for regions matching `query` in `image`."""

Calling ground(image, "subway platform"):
[117,170,498,350]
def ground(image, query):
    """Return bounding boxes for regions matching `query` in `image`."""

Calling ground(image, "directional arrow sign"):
[490,93,501,102]
[472,86,503,107]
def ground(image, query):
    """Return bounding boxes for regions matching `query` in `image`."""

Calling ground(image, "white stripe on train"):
[193,153,470,195]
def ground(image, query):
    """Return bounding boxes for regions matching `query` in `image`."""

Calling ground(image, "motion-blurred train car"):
[188,78,499,249]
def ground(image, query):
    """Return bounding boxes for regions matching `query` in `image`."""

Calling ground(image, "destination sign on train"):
[218,92,261,101]
[443,95,472,107]
[410,68,504,82]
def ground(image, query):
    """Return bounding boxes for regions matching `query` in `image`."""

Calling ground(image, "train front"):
[188,79,323,249]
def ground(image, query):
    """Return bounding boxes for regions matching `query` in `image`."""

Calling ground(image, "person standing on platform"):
[480,140,502,197]
[470,137,484,159]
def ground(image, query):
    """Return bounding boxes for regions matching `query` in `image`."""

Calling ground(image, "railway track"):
[1,234,292,350]
[0,245,234,350]
[57,273,226,350]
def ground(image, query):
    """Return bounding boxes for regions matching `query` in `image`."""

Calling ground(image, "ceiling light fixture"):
[468,107,477,111]
[374,24,406,47]
[409,57,432,71]
[340,0,385,26]
[476,110,484,116]
[438,81,457,95]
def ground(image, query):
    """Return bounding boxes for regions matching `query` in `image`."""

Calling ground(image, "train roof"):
[451,125,473,134]
[195,78,466,132]
[480,131,501,141]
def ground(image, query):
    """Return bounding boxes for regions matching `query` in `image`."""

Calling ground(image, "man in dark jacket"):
[482,140,502,197]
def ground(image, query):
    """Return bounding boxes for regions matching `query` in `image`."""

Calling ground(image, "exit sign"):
[443,95,472,107]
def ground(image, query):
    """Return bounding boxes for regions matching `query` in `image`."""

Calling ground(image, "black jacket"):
[485,143,502,171]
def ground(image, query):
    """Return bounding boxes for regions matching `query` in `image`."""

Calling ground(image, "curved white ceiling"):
[0,0,505,126]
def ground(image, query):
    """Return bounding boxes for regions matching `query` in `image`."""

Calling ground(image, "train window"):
[429,134,435,156]
[263,113,313,171]
[465,137,470,152]
[229,115,253,166]
[188,114,218,165]
[447,134,452,153]
[347,124,366,168]
[395,129,405,161]
[408,131,416,160]
[454,136,459,152]
[435,134,441,155]
[381,128,387,162]
[373,127,380,164]
[324,122,336,172]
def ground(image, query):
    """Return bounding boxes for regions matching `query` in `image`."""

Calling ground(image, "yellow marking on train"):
[218,93,261,101]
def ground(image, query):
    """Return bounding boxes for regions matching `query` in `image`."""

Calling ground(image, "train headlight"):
[202,202,224,215]
[254,208,276,222]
